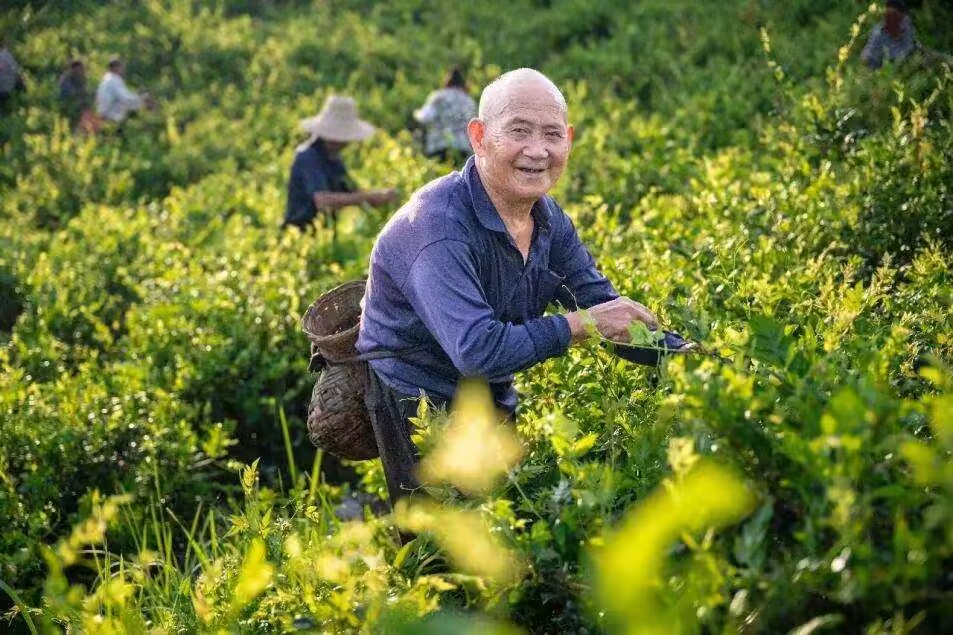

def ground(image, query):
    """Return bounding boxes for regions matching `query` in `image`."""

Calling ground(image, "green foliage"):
[1,0,952,633]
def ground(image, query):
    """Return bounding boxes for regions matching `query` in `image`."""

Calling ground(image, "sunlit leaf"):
[231,538,274,607]
[667,436,699,477]
[593,461,754,631]
[419,379,523,495]
[627,321,661,346]
[931,395,953,449]
[395,499,524,583]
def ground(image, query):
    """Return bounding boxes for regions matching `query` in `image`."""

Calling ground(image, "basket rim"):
[301,279,366,342]
[304,320,359,345]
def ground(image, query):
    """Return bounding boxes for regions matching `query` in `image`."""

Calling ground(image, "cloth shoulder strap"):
[310,344,426,372]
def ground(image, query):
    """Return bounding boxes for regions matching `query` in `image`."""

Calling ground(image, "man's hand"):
[142,92,158,111]
[565,297,658,344]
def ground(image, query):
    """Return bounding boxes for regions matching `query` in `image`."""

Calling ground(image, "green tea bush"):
[0,366,200,594]
[1,0,952,632]
[0,262,24,334]
[847,91,953,266]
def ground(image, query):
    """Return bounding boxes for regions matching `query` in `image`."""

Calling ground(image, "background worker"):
[0,37,26,109]
[95,57,155,126]
[283,95,397,233]
[58,59,90,128]
[861,0,918,69]
[413,66,477,163]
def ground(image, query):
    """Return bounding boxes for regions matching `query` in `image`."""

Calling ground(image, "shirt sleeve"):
[861,29,884,68]
[403,239,571,378]
[296,151,330,197]
[549,208,618,308]
[113,77,144,109]
[414,92,440,124]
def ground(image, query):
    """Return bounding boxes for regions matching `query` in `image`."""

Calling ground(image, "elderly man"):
[357,68,658,505]
[283,95,397,232]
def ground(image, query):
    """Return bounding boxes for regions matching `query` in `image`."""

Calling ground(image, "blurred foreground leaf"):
[593,461,754,634]
[395,499,525,584]
[231,538,274,609]
[419,379,523,495]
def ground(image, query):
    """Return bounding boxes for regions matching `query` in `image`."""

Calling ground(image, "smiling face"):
[469,74,574,209]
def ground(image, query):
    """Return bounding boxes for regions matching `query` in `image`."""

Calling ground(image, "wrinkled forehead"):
[482,80,568,126]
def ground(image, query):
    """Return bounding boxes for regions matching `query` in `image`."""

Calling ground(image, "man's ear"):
[567,124,575,145]
[467,118,486,155]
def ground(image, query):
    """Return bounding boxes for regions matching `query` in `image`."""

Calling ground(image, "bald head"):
[468,68,573,210]
[478,68,568,124]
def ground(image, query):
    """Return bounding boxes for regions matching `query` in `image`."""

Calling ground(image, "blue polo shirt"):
[284,140,354,228]
[357,157,617,412]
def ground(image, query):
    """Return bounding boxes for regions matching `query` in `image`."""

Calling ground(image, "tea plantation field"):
[1,0,952,632]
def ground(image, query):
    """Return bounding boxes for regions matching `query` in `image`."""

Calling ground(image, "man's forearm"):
[312,191,374,210]
[565,310,593,345]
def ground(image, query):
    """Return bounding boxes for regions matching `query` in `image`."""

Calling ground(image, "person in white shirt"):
[95,58,151,123]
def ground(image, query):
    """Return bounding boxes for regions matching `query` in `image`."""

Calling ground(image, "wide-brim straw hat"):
[299,95,376,145]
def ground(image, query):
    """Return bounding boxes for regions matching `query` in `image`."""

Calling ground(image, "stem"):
[278,405,299,487]
[0,578,38,635]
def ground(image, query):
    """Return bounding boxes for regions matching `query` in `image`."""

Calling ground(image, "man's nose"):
[522,135,548,159]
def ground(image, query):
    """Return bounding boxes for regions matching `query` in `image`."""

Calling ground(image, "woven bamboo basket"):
[301,280,366,363]
[301,280,379,460]
[306,362,378,460]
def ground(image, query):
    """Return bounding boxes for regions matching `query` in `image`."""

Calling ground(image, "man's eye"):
[545,131,564,139]
[511,127,530,135]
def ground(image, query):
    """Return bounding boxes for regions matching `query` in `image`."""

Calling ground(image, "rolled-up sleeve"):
[403,239,571,378]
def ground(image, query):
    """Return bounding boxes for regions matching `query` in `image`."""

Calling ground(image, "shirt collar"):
[463,156,553,234]
[312,139,329,160]
[312,139,346,167]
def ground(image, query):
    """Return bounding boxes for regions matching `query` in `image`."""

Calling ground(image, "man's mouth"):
[516,166,546,175]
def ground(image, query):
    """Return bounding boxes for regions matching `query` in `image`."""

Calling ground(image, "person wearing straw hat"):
[357,68,667,506]
[283,95,397,232]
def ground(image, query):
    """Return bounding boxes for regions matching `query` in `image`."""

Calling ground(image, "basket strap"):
[347,344,426,364]
[310,344,426,371]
